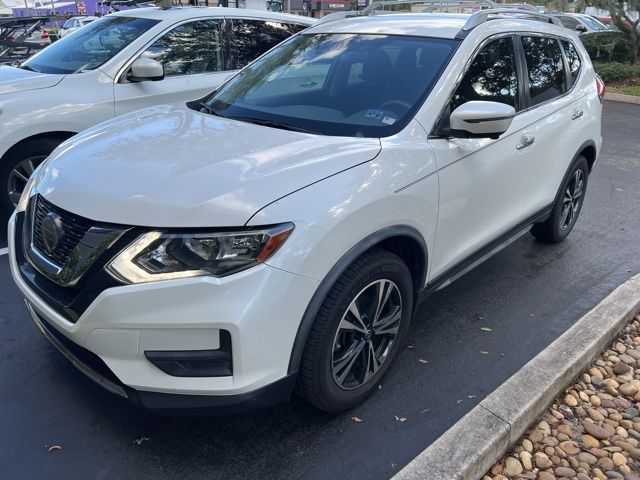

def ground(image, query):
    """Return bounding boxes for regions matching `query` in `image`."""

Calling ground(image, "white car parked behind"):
[0,7,314,214]
[58,16,98,38]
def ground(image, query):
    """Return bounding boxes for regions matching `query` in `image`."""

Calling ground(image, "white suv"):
[0,7,314,214]
[9,8,603,413]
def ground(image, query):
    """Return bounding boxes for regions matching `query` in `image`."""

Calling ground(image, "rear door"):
[114,19,229,115]
[515,34,584,214]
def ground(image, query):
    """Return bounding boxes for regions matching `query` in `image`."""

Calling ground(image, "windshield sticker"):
[365,110,384,120]
[382,116,396,125]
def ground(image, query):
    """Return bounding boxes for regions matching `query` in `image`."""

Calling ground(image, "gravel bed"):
[483,314,640,480]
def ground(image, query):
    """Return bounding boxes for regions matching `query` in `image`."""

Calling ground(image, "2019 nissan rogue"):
[9,8,603,413]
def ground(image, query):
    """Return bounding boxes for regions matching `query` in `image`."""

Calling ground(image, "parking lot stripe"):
[0,248,8,256]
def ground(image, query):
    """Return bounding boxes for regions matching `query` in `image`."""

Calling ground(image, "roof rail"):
[316,11,361,24]
[362,0,497,14]
[316,1,547,26]
[462,7,562,30]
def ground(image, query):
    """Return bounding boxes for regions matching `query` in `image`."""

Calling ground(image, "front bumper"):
[9,212,320,412]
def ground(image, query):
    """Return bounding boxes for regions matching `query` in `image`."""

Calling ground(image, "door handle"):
[516,135,535,150]
[572,109,584,120]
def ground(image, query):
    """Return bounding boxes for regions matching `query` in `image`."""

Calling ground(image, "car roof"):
[307,12,572,39]
[112,6,316,25]
[308,13,468,38]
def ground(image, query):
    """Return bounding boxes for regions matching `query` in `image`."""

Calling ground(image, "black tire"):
[0,137,61,215]
[531,156,589,243]
[298,249,413,412]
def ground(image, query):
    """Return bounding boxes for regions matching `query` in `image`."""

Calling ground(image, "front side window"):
[231,19,308,69]
[562,40,582,87]
[522,36,567,106]
[202,33,458,137]
[142,20,223,77]
[23,16,160,74]
[451,37,519,111]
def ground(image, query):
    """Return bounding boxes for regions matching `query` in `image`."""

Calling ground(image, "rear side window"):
[231,20,306,69]
[562,40,582,87]
[451,37,519,111]
[522,36,567,106]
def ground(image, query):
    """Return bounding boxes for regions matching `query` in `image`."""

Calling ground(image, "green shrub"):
[594,62,640,82]
[580,32,634,63]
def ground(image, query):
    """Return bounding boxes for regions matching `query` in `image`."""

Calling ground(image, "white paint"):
[0,247,7,256]
[6,14,603,402]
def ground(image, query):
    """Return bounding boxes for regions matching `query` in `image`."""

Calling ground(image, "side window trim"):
[557,39,572,93]
[559,38,583,90]
[513,35,530,111]
[221,17,234,71]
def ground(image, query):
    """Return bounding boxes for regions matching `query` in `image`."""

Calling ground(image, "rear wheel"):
[531,156,589,243]
[298,249,413,412]
[0,138,61,215]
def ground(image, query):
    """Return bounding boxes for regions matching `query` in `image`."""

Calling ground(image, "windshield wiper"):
[227,116,320,135]
[199,102,222,117]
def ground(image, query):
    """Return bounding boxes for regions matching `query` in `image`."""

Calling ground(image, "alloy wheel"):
[7,155,46,207]
[331,279,402,390]
[560,169,585,231]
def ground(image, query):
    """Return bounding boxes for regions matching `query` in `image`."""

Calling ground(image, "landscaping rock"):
[482,315,640,480]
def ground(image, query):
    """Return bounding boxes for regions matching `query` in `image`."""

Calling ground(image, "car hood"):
[0,66,64,94]
[37,104,381,227]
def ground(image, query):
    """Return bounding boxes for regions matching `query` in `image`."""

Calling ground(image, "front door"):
[114,19,231,116]
[428,36,535,280]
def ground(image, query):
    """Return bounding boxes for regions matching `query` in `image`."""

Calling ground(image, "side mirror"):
[129,57,164,82]
[449,101,515,139]
[575,24,588,33]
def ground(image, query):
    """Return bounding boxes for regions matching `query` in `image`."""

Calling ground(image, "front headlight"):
[107,223,294,284]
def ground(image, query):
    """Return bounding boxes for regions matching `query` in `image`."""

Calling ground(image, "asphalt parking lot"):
[0,101,639,480]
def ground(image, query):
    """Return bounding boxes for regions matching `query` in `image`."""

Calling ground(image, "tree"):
[589,0,640,62]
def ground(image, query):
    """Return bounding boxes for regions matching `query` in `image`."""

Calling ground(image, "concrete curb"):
[393,273,640,480]
[605,92,640,104]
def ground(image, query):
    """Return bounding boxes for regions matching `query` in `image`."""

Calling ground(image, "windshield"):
[203,33,458,137]
[24,16,159,74]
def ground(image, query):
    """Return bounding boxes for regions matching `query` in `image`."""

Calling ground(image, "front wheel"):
[0,138,60,215]
[531,156,589,243]
[298,249,413,412]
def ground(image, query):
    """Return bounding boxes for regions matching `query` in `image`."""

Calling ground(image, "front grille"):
[32,195,92,267]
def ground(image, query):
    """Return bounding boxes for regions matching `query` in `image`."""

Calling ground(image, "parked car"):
[548,13,611,33]
[9,7,603,413]
[58,16,98,38]
[0,7,315,214]
[11,26,52,45]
